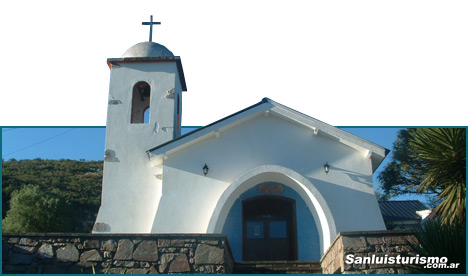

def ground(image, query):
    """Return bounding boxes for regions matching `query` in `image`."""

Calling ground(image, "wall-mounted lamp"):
[324,162,330,174]
[203,163,209,176]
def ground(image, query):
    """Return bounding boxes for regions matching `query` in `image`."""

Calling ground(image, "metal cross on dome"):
[142,15,161,42]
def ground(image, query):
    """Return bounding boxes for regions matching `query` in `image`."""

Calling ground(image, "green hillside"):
[2,159,103,233]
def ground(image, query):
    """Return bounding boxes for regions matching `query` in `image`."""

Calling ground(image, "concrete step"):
[233,261,322,274]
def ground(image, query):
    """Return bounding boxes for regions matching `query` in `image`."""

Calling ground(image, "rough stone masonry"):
[2,233,234,274]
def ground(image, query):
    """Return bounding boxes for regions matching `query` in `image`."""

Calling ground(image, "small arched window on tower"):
[131,82,151,124]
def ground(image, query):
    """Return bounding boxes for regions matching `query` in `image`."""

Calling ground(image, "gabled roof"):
[379,200,430,221]
[147,98,390,172]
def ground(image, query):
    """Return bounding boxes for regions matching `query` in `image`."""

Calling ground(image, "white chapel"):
[93,30,389,261]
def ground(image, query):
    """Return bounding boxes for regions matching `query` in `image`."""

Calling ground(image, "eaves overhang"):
[106,56,187,91]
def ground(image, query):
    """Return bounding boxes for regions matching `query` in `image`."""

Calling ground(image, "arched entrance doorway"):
[207,165,337,260]
[243,196,297,261]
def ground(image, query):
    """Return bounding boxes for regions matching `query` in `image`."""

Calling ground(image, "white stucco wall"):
[94,61,183,233]
[150,114,386,253]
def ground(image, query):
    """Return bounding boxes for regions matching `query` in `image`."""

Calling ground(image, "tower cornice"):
[107,57,187,91]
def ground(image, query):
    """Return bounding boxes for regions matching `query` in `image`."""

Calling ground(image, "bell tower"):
[94,18,187,233]
[107,39,186,140]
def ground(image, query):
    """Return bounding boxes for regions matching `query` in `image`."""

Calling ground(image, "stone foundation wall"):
[2,233,234,274]
[320,230,417,274]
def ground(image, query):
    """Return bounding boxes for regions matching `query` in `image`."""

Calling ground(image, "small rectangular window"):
[269,221,287,238]
[246,221,264,239]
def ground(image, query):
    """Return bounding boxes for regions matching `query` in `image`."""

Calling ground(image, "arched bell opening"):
[131,81,151,124]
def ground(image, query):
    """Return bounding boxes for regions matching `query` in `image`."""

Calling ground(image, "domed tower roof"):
[122,41,174,58]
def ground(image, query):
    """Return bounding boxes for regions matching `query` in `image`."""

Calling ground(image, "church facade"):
[94,40,389,262]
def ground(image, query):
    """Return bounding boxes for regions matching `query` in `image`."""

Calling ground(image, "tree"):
[2,158,103,232]
[379,129,428,197]
[410,128,466,224]
[378,128,466,224]
[2,185,71,233]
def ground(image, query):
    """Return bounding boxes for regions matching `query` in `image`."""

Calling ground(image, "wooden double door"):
[242,196,297,261]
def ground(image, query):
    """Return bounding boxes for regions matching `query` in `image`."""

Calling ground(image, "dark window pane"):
[269,221,287,238]
[246,221,264,239]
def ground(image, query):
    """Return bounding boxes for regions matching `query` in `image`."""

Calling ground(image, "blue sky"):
[2,127,107,161]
